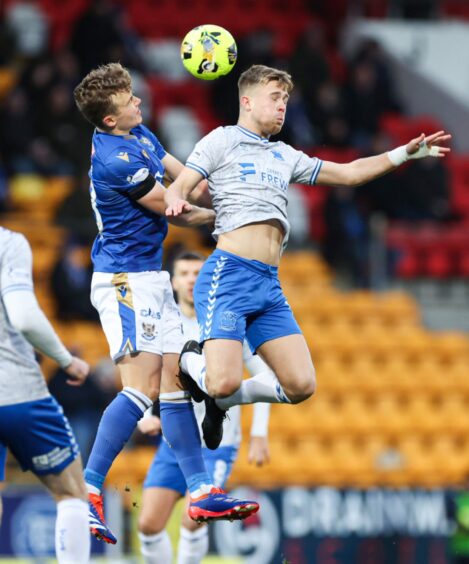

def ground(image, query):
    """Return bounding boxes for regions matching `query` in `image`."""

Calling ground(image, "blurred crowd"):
[0,0,454,292]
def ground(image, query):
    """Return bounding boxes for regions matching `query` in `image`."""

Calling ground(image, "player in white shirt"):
[137,252,271,564]
[0,227,91,563]
[164,64,451,447]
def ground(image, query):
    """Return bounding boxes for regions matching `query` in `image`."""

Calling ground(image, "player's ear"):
[240,95,252,112]
[102,114,117,129]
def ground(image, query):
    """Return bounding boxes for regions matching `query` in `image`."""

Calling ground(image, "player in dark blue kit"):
[73,62,258,544]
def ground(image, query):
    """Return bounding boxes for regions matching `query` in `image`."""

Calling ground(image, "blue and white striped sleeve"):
[291,148,323,186]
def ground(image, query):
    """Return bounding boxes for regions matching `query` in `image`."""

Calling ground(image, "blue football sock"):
[159,401,211,494]
[84,391,147,491]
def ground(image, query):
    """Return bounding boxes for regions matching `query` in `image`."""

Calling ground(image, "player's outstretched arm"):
[316,130,451,187]
[137,181,215,226]
[137,180,215,227]
[164,167,204,217]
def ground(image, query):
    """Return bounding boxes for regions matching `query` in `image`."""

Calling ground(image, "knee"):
[285,367,316,404]
[206,372,240,398]
[138,513,163,536]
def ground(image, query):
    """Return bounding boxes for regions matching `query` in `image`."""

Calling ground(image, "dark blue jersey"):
[89,124,168,272]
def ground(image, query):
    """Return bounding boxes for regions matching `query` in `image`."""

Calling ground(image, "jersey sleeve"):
[290,147,323,186]
[0,233,34,298]
[104,145,156,200]
[186,127,226,178]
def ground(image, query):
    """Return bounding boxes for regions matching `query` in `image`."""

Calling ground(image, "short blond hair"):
[238,65,294,96]
[74,62,132,130]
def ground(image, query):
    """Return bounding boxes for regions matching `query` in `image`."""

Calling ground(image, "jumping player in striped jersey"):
[73,63,259,545]
[164,64,451,447]
[0,227,90,563]
[137,251,270,564]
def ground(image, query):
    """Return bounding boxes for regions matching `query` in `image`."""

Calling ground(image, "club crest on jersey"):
[271,150,284,161]
[127,167,149,185]
[219,311,238,332]
[139,136,155,151]
[116,151,130,162]
[142,321,157,341]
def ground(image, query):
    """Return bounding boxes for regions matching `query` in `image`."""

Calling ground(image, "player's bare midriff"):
[217,219,284,266]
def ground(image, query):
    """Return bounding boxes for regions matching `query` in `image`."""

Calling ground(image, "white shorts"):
[91,271,185,361]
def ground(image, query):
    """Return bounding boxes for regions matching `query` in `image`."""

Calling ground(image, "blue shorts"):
[0,396,79,476]
[143,439,238,495]
[194,249,302,350]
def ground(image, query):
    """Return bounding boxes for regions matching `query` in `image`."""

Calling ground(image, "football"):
[180,24,237,81]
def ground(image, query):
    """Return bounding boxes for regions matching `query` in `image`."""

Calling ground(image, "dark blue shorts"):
[0,396,79,476]
[194,249,302,351]
[143,439,238,495]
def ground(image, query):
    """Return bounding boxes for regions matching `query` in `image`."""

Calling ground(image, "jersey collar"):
[236,125,270,143]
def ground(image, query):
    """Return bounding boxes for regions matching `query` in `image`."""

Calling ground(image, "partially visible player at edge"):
[164,64,451,447]
[73,62,259,545]
[0,227,91,563]
[137,251,271,564]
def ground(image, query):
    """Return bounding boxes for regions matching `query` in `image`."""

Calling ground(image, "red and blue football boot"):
[88,493,117,544]
[188,487,259,523]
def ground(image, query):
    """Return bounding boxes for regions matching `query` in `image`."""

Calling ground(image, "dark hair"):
[173,251,206,264]
[238,64,294,95]
[74,62,132,130]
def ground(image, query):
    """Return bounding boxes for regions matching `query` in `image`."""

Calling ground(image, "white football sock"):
[177,526,209,564]
[181,351,209,394]
[55,498,90,564]
[139,530,173,564]
[216,370,292,410]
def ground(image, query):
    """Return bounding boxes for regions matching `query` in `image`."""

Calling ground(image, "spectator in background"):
[361,132,453,223]
[49,358,119,462]
[351,39,401,114]
[5,0,48,58]
[289,21,331,116]
[55,173,97,243]
[345,62,386,150]
[399,157,453,222]
[37,82,91,174]
[70,0,145,75]
[283,89,316,148]
[358,132,407,219]
[288,185,311,248]
[50,236,98,322]
[322,186,370,288]
[0,87,38,174]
